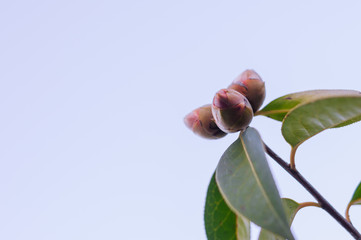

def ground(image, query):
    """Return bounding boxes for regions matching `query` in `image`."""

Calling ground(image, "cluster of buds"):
[184,69,265,139]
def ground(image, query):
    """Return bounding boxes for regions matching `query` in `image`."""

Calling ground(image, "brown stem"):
[264,143,361,240]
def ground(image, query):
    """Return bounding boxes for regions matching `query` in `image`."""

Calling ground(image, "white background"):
[1,1,361,239]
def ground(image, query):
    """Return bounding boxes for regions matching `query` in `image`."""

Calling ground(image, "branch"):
[264,143,361,240]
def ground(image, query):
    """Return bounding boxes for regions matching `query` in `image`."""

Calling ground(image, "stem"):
[264,143,361,240]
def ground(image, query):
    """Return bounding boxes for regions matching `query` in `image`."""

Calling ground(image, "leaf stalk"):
[296,201,320,212]
[346,202,353,223]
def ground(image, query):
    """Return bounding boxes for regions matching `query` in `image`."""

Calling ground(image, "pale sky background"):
[1,1,361,239]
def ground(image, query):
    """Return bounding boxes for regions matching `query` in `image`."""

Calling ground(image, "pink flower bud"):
[228,69,265,112]
[184,104,227,139]
[212,89,253,133]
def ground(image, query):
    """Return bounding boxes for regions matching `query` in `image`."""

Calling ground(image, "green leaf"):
[282,95,361,151]
[216,127,294,240]
[350,182,361,204]
[257,90,361,122]
[204,173,250,240]
[346,181,361,222]
[258,199,300,240]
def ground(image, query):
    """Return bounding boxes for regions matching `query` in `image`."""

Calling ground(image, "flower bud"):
[228,69,265,112]
[184,104,227,139]
[212,89,253,133]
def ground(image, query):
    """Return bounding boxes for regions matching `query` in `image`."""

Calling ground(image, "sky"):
[1,1,361,239]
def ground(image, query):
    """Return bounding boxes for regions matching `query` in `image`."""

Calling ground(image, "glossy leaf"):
[350,182,361,204]
[204,173,250,240]
[216,127,294,240]
[346,181,361,222]
[282,96,361,150]
[258,199,300,240]
[257,90,361,122]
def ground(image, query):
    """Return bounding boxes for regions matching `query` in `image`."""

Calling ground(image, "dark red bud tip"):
[213,89,245,109]
[212,90,253,133]
[184,104,227,139]
[242,69,262,81]
[228,69,265,112]
[184,110,199,130]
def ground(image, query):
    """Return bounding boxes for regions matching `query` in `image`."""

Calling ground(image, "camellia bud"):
[228,69,265,112]
[184,104,227,139]
[212,89,253,133]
